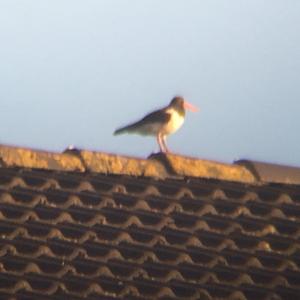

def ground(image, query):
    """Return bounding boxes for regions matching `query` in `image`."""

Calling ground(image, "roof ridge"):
[0,144,299,185]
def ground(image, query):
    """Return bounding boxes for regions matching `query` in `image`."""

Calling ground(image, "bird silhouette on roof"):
[114,96,199,153]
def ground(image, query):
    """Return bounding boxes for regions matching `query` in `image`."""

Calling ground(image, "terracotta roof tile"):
[0,145,300,299]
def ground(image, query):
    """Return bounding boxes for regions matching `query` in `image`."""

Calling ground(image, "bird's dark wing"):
[114,109,171,135]
[139,109,171,125]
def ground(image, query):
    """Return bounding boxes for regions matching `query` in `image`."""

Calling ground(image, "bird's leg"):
[157,133,166,153]
[162,135,170,153]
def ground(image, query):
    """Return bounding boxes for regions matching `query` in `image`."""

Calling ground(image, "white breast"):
[161,108,184,135]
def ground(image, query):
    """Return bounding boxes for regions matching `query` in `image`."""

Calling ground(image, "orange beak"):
[183,101,199,112]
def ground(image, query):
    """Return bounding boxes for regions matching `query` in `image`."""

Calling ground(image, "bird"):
[114,96,199,153]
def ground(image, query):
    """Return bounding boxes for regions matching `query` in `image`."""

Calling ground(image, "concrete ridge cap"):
[0,144,166,178]
[149,153,256,183]
[235,159,300,185]
[2,143,296,184]
[0,144,84,171]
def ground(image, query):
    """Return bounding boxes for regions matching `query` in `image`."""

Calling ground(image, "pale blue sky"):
[1,1,299,166]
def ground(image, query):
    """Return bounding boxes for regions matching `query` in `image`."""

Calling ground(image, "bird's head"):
[170,96,199,113]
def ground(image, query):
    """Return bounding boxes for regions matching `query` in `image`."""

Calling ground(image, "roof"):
[0,144,299,300]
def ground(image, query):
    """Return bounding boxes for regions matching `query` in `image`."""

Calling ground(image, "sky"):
[1,1,300,166]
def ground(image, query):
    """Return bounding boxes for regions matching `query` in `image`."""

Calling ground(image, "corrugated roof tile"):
[0,145,300,299]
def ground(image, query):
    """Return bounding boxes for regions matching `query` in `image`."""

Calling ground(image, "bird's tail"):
[114,123,137,135]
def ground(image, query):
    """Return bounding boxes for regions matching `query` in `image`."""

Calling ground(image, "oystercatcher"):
[114,96,198,153]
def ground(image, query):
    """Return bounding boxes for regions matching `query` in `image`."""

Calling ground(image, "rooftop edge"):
[0,144,299,185]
